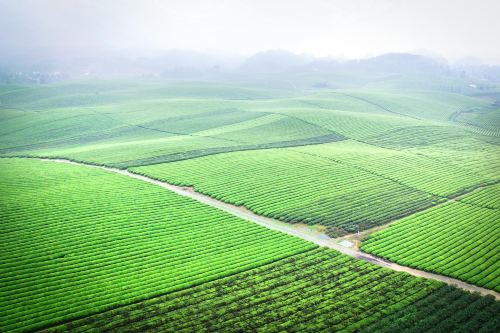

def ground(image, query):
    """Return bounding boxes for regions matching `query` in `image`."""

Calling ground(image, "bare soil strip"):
[32,157,500,299]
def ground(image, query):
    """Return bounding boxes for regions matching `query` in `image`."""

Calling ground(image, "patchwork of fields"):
[132,136,498,235]
[131,146,441,235]
[1,79,499,332]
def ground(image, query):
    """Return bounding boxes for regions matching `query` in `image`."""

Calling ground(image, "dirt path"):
[34,158,500,300]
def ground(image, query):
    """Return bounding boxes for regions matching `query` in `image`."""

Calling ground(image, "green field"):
[361,187,500,291]
[0,158,314,332]
[1,78,499,332]
[1,80,497,171]
[132,136,498,235]
[3,0,500,330]
[459,183,500,209]
[1,78,499,241]
[131,145,440,235]
[44,248,498,333]
[3,158,497,332]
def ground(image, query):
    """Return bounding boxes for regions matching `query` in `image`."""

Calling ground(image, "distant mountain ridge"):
[348,53,450,74]
[1,50,499,84]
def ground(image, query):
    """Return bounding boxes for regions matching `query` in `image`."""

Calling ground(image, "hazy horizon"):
[1,0,500,65]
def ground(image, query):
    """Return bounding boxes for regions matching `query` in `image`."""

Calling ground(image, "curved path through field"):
[33,157,500,299]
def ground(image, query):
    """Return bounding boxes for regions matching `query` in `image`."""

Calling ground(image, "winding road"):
[35,157,500,300]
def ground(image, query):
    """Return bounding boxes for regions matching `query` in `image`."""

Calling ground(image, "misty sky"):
[1,0,499,64]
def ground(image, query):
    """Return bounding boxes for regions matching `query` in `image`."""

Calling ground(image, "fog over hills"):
[1,0,499,86]
[1,50,499,85]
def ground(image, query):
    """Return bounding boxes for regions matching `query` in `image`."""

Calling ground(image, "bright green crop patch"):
[0,158,315,333]
[459,183,500,209]
[132,138,496,235]
[1,81,493,169]
[44,248,498,333]
[362,194,500,292]
[339,90,490,121]
[131,145,440,235]
[294,140,493,197]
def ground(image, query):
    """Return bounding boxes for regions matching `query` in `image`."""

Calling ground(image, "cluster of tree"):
[0,67,69,84]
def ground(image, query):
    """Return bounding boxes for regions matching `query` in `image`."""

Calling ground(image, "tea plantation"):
[1,78,498,332]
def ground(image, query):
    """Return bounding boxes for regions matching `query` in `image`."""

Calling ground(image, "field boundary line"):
[320,91,425,121]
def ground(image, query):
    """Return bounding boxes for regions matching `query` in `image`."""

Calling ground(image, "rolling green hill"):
[1,78,498,236]
[1,79,496,169]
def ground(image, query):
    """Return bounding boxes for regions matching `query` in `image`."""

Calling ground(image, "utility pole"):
[356,224,360,249]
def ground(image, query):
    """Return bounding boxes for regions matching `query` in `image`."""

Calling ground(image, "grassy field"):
[0,158,314,333]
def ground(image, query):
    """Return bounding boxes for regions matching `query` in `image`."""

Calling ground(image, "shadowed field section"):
[43,248,499,333]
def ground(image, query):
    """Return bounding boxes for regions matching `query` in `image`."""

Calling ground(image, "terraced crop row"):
[2,83,492,171]
[459,183,500,209]
[6,110,344,168]
[454,107,500,137]
[366,127,500,180]
[338,90,489,121]
[365,125,468,149]
[0,158,315,333]
[362,199,500,291]
[294,140,490,197]
[362,285,499,333]
[44,248,499,333]
[277,107,421,140]
[132,148,439,236]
